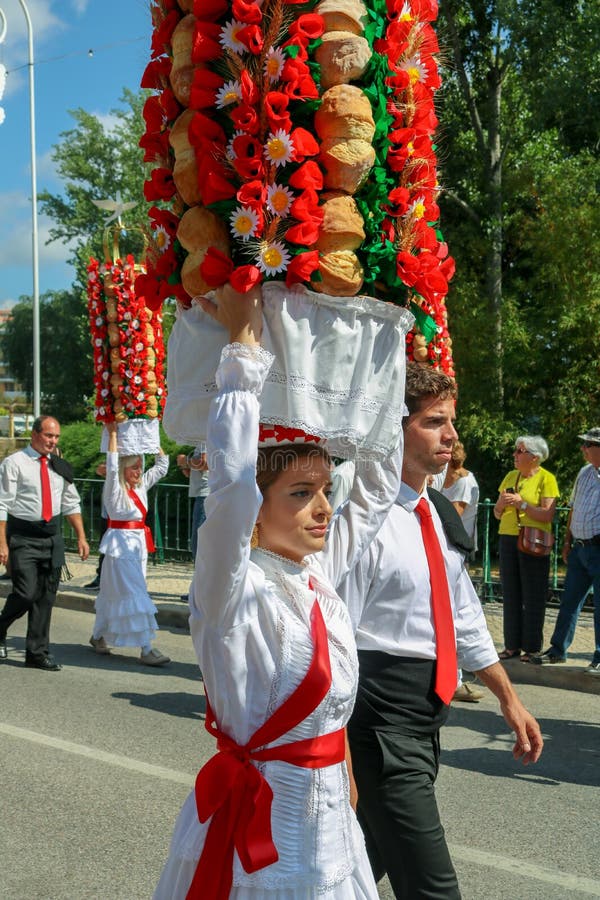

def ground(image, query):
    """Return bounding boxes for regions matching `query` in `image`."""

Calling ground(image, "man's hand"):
[0,539,8,568]
[500,699,544,764]
[78,539,90,561]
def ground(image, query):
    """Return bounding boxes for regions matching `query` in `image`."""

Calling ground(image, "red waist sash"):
[107,519,155,553]
[186,595,344,900]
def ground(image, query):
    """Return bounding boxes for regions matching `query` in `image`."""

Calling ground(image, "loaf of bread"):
[315,0,367,35]
[314,84,376,143]
[170,14,195,106]
[316,192,365,252]
[315,32,372,90]
[170,109,201,206]
[312,249,364,296]
[177,205,230,298]
[319,137,375,194]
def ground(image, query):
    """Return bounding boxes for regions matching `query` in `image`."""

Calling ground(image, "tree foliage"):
[436,0,600,499]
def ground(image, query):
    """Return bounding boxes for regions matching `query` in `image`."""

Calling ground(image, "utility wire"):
[5,35,146,73]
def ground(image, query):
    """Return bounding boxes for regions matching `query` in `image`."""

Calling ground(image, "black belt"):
[572,535,600,546]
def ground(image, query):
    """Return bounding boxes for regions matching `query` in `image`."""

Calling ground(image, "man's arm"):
[0,520,8,567]
[473,661,544,764]
[65,513,89,561]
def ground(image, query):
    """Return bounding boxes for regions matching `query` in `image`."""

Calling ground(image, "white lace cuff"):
[216,343,274,394]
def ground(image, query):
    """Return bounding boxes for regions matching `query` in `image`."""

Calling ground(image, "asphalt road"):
[1,607,599,900]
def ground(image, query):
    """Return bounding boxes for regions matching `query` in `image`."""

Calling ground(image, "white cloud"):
[0,194,76,267]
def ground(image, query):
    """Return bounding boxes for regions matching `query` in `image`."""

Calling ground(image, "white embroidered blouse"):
[178,343,401,891]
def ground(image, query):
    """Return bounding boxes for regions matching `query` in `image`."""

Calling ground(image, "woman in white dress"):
[154,286,403,899]
[90,421,170,666]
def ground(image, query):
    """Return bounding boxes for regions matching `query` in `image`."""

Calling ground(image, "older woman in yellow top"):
[494,436,559,662]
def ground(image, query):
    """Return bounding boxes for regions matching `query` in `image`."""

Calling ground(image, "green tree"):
[1,290,92,422]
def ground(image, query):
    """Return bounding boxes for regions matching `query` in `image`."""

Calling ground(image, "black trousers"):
[349,723,461,899]
[0,535,61,659]
[498,534,550,653]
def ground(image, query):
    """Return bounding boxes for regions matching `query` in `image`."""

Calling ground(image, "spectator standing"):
[442,440,479,551]
[90,422,170,666]
[0,416,89,670]
[532,427,600,673]
[176,445,209,562]
[494,436,559,662]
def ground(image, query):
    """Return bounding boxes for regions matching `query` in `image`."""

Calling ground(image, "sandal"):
[498,649,521,660]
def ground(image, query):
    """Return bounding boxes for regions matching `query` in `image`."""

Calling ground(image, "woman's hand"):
[500,490,522,507]
[198,283,262,346]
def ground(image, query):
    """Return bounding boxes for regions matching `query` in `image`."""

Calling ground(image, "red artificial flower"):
[142,95,165,132]
[144,168,176,202]
[288,161,323,191]
[151,10,180,59]
[188,112,226,148]
[230,265,262,293]
[232,153,264,181]
[160,87,181,122]
[290,189,321,222]
[237,24,264,54]
[149,206,180,237]
[264,92,292,133]
[141,57,172,89]
[230,103,260,135]
[288,14,325,41]
[240,70,260,106]
[200,247,234,287]
[285,220,321,245]
[232,134,264,170]
[396,251,420,287]
[237,180,266,210]
[285,251,320,285]
[193,0,229,19]
[191,21,222,63]
[189,69,224,109]
[291,127,320,162]
[232,0,262,23]
[139,129,170,163]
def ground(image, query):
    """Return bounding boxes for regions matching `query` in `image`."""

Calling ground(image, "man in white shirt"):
[0,416,89,670]
[532,427,600,672]
[342,364,543,899]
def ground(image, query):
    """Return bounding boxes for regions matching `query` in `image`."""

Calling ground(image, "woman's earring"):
[250,525,259,549]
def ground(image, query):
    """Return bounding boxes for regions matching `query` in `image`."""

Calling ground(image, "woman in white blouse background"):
[154,285,402,900]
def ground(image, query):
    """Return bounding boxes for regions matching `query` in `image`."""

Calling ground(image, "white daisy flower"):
[220,20,246,55]
[226,130,245,161]
[406,195,427,220]
[216,79,242,109]
[257,241,291,276]
[267,183,294,217]
[264,47,285,82]
[136,391,145,402]
[230,206,259,241]
[400,54,427,86]
[155,225,171,252]
[265,130,294,167]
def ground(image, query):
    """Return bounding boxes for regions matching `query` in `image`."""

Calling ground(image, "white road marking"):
[3,723,599,895]
[0,722,193,786]
[449,844,600,895]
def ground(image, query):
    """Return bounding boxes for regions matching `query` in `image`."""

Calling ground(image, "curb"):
[2,583,598,696]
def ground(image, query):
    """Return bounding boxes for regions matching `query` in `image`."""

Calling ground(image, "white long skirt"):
[153,792,379,900]
[93,529,157,648]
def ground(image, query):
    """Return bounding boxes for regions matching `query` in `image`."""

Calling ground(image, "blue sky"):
[0,0,152,309]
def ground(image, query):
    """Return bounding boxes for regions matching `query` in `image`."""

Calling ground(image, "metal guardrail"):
[62,484,589,606]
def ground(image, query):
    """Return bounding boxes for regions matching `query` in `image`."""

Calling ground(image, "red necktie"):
[416,497,457,704]
[39,455,53,522]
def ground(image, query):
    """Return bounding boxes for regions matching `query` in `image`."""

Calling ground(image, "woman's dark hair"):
[256,443,332,495]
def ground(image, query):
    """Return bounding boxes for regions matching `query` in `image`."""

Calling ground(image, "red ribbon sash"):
[185,597,344,900]
[110,489,156,553]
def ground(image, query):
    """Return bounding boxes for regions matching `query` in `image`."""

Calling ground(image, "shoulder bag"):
[516,475,554,557]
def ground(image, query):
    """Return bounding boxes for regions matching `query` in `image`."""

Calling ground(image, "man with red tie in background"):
[0,416,89,671]
[340,364,544,899]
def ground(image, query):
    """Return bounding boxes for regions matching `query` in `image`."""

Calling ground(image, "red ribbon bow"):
[186,596,345,900]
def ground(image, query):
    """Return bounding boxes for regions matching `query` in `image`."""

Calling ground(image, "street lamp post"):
[0,1,40,417]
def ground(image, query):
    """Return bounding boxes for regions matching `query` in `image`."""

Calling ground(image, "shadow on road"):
[112,689,206,719]
[443,706,600,787]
